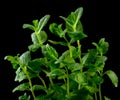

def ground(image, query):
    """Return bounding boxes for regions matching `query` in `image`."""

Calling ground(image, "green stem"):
[49,77,54,86]
[36,31,42,46]
[99,84,102,100]
[95,93,98,100]
[65,66,70,96]
[68,43,72,58]
[37,75,48,93]
[78,84,81,90]
[42,69,54,86]
[77,40,83,72]
[23,67,36,100]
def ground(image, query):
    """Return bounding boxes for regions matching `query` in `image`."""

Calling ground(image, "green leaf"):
[33,85,47,91]
[28,58,45,73]
[32,19,39,28]
[22,24,35,31]
[4,55,20,69]
[69,63,83,72]
[28,44,40,52]
[69,31,87,43]
[85,85,98,93]
[104,96,111,100]
[47,69,66,78]
[39,31,48,43]
[20,51,31,66]
[48,40,67,46]
[15,67,27,82]
[12,82,29,93]
[31,32,39,44]
[31,31,47,44]
[55,46,78,64]
[92,75,104,85]
[70,72,86,85]
[42,44,58,60]
[49,23,66,38]
[18,93,31,100]
[60,7,84,33]
[84,49,98,67]
[92,38,109,55]
[38,15,50,33]
[104,70,118,87]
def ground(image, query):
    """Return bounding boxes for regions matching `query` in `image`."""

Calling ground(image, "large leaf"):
[104,70,118,87]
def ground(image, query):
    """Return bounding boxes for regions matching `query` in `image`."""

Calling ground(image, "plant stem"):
[49,77,54,86]
[24,67,36,100]
[36,31,43,46]
[65,66,70,96]
[95,93,98,100]
[37,75,48,93]
[68,43,72,58]
[42,69,54,86]
[99,84,102,100]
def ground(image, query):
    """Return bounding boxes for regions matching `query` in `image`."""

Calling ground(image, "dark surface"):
[0,0,119,99]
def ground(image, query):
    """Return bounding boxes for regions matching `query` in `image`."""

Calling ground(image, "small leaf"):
[32,19,39,28]
[28,44,40,52]
[18,93,31,100]
[22,24,35,31]
[48,40,67,46]
[104,70,118,87]
[31,32,39,44]
[12,82,29,93]
[104,96,111,100]
[39,31,48,44]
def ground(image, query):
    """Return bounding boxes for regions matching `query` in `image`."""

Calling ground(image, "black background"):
[0,0,119,99]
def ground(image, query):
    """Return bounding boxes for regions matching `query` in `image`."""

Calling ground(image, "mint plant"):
[5,7,118,100]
